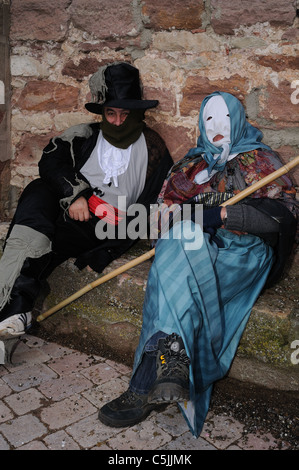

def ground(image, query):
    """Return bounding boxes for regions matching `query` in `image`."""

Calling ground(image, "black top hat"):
[85,62,159,114]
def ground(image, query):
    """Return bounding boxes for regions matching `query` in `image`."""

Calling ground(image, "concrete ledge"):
[33,242,151,365]
[1,222,299,391]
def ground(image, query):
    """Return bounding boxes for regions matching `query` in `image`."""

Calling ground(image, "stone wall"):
[2,0,299,218]
[0,1,11,219]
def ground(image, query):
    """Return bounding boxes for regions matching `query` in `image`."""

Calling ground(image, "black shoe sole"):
[98,404,157,428]
[148,383,189,404]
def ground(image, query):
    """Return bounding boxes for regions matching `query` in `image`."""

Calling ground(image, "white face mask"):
[203,96,231,148]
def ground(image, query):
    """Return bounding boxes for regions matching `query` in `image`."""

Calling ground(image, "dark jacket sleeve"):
[225,198,298,287]
[225,202,281,235]
[38,124,98,209]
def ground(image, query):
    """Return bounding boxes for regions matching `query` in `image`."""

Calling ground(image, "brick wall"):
[3,0,299,217]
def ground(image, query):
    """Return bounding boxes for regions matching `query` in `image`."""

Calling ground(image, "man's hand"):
[68,196,91,222]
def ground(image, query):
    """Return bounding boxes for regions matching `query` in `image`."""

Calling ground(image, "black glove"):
[190,206,222,228]
[202,207,223,229]
[190,206,224,247]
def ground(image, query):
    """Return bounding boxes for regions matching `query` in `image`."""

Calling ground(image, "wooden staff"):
[37,155,299,322]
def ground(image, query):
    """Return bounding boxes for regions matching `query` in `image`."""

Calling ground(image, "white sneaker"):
[0,312,32,338]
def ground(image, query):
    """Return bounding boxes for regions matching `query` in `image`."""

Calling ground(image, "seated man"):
[0,62,172,347]
[98,91,298,436]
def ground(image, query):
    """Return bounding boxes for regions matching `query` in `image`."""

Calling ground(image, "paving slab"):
[0,334,296,451]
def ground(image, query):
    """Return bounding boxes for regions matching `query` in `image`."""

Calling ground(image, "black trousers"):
[0,179,110,321]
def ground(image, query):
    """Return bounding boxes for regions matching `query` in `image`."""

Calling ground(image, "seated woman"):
[98,91,298,437]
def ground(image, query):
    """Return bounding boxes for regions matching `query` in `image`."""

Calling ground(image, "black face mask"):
[101,109,145,149]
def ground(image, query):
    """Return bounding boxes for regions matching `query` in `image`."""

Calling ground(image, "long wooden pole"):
[37,155,299,322]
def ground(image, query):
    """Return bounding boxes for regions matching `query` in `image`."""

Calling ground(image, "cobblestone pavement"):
[0,334,293,451]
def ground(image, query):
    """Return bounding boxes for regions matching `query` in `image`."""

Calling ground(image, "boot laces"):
[159,347,190,377]
[119,389,138,405]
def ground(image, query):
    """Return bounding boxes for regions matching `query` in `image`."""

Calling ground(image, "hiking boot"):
[98,388,158,428]
[148,333,190,403]
[0,312,32,339]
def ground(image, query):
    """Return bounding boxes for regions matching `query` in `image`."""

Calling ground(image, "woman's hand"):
[220,207,227,222]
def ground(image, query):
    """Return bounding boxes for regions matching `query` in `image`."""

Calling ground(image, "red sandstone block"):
[210,0,296,35]
[17,81,80,113]
[142,0,205,31]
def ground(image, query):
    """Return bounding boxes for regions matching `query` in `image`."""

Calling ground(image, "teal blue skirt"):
[132,222,274,436]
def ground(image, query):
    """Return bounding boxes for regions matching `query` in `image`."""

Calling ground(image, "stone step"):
[1,222,298,391]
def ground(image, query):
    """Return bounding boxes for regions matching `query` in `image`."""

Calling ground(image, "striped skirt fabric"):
[132,221,274,436]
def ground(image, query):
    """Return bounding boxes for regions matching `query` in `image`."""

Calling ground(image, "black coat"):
[38,123,173,273]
